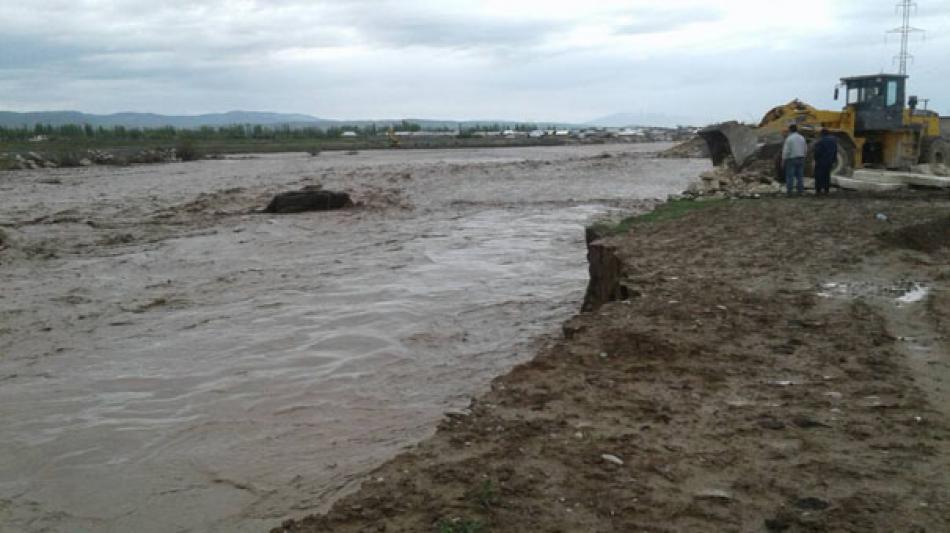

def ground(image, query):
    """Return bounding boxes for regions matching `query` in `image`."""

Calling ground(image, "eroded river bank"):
[0,143,707,532]
[276,193,950,533]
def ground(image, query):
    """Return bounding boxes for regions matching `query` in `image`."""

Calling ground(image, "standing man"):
[813,129,838,196]
[782,124,807,195]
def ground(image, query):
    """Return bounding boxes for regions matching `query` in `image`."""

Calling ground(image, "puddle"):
[816,280,931,305]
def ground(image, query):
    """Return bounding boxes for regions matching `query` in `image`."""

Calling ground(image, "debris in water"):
[794,497,830,510]
[264,189,353,213]
[896,284,929,304]
[792,415,829,429]
[758,418,786,430]
[695,489,734,501]
[601,454,624,466]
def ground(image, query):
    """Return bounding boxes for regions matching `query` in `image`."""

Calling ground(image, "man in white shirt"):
[782,124,808,195]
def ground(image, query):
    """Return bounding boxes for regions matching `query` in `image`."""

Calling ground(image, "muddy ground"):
[275,192,950,532]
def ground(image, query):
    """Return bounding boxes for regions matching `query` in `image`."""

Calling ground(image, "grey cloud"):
[0,36,94,69]
[837,1,950,23]
[0,0,947,121]
[343,11,568,50]
[613,6,724,35]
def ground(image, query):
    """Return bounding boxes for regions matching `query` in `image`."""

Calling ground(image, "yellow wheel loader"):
[699,74,947,179]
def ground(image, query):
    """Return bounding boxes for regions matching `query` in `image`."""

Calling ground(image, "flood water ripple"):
[0,144,708,532]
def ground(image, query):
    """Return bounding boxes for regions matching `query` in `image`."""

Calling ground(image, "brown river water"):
[0,143,708,532]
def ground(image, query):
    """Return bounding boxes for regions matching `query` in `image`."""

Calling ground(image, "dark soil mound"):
[264,189,353,214]
[883,216,950,253]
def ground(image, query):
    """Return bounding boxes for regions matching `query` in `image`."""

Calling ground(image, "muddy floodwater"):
[0,143,708,532]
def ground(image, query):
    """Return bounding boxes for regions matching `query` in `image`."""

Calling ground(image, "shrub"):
[176,139,202,161]
[472,480,498,508]
[54,151,84,167]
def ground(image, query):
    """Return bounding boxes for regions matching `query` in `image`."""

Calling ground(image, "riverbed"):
[0,143,708,532]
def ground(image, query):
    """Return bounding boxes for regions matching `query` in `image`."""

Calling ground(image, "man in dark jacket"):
[813,129,838,195]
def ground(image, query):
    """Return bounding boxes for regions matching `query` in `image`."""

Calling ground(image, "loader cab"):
[840,74,907,133]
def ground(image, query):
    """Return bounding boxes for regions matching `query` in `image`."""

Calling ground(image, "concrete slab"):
[833,176,905,192]
[851,169,910,184]
[844,169,950,189]
[904,173,950,189]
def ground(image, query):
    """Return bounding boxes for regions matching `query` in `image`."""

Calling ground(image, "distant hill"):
[0,110,581,130]
[587,112,698,129]
[0,110,334,129]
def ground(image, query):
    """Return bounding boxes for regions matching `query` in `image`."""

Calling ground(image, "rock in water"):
[264,190,353,213]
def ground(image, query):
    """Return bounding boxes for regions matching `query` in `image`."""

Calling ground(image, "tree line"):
[0,122,401,142]
[0,120,561,143]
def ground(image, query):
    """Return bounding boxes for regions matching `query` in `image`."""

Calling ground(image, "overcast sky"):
[1,0,948,125]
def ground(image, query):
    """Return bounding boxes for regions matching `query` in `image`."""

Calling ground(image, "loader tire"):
[803,137,853,178]
[781,137,853,182]
[921,137,947,167]
[832,138,854,177]
[773,153,784,183]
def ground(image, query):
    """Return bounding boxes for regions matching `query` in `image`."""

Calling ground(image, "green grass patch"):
[436,518,485,533]
[470,479,499,509]
[590,198,728,237]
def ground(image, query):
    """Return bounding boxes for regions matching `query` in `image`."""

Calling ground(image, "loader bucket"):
[698,122,761,168]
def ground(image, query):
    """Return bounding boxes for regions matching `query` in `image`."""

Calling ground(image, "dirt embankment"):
[273,194,949,532]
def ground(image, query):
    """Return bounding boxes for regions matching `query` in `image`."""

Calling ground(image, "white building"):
[617,128,646,138]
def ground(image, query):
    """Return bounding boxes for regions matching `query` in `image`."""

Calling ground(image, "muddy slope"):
[274,194,950,532]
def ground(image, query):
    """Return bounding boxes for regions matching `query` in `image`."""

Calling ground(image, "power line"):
[887,0,924,75]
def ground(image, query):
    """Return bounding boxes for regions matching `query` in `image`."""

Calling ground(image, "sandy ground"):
[274,192,950,532]
[0,143,711,532]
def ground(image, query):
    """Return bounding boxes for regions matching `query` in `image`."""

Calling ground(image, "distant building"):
[577,129,609,140]
[341,131,358,138]
[617,128,646,138]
